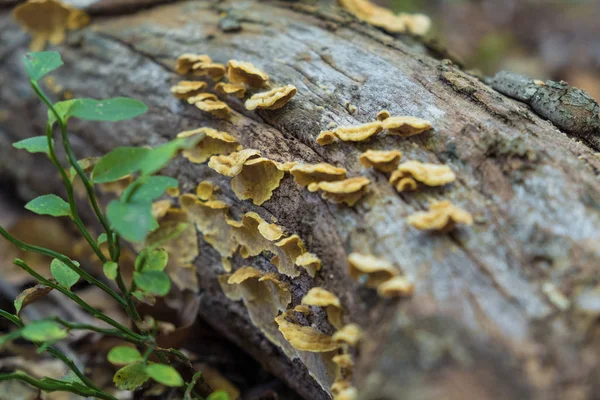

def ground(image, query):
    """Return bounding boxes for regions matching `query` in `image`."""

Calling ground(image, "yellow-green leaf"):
[107,346,143,366]
[113,363,149,390]
[145,364,184,387]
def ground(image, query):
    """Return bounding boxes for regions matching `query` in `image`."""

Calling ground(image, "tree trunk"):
[2,1,600,399]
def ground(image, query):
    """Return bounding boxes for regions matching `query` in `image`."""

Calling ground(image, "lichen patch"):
[245,85,297,111]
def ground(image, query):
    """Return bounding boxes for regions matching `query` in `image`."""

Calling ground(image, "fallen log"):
[1,1,600,399]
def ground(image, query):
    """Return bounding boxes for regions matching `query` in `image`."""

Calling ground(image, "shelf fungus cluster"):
[338,0,431,36]
[389,160,456,192]
[13,0,90,51]
[347,253,413,297]
[173,54,297,118]
[177,127,241,164]
[208,149,285,206]
[316,112,432,145]
[308,177,371,207]
[407,200,473,232]
[359,149,402,172]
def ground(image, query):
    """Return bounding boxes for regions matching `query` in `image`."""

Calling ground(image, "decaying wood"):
[1,1,600,399]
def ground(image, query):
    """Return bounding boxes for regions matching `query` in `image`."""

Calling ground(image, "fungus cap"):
[316,130,336,146]
[208,149,261,177]
[227,60,269,87]
[332,323,363,346]
[170,81,207,99]
[393,161,456,187]
[245,85,297,111]
[347,252,398,288]
[309,177,370,206]
[215,82,247,98]
[333,121,383,142]
[176,54,211,75]
[295,252,322,277]
[407,200,473,232]
[359,149,402,172]
[290,163,347,187]
[382,116,432,137]
[377,276,414,298]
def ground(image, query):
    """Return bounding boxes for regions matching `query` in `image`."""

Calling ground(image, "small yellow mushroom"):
[271,235,307,277]
[382,116,432,137]
[333,121,383,142]
[176,54,211,75]
[331,380,352,397]
[215,82,247,98]
[231,157,286,205]
[308,177,370,207]
[227,60,269,87]
[192,99,231,119]
[302,287,344,329]
[191,61,227,80]
[245,85,297,111]
[177,127,241,164]
[208,149,261,177]
[347,253,398,288]
[334,387,358,400]
[275,312,339,352]
[196,181,217,201]
[332,323,363,347]
[13,0,90,51]
[390,175,418,192]
[316,130,336,146]
[359,149,402,172]
[407,200,473,232]
[227,266,263,284]
[390,161,456,191]
[376,110,390,121]
[170,81,207,100]
[187,93,218,103]
[338,0,431,36]
[377,276,414,298]
[166,187,180,197]
[290,163,347,187]
[275,161,299,172]
[295,252,322,278]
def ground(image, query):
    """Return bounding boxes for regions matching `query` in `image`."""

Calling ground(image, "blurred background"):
[379,0,600,100]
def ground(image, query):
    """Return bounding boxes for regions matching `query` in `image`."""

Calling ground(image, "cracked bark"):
[1,1,600,399]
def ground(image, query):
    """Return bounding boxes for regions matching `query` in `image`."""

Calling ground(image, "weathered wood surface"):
[2,1,600,399]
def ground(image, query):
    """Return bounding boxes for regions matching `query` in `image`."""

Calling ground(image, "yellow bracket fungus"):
[290,163,347,187]
[382,116,432,137]
[359,149,402,172]
[407,200,473,232]
[347,253,398,288]
[330,121,383,142]
[180,194,238,258]
[170,81,207,100]
[231,157,286,205]
[295,252,322,278]
[245,85,297,111]
[338,0,431,36]
[308,177,370,207]
[166,187,180,197]
[227,60,269,87]
[196,181,218,201]
[377,276,414,298]
[215,82,247,99]
[177,127,241,164]
[226,212,284,258]
[187,93,218,103]
[208,149,261,177]
[176,54,211,75]
[302,287,344,329]
[390,175,418,192]
[275,312,340,352]
[192,62,227,81]
[13,0,90,51]
[271,235,307,278]
[334,387,358,400]
[332,323,363,347]
[152,200,172,220]
[316,130,336,146]
[389,161,456,191]
[192,99,231,119]
[376,110,390,121]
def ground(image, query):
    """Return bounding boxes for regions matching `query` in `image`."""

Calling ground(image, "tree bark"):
[2,1,600,399]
